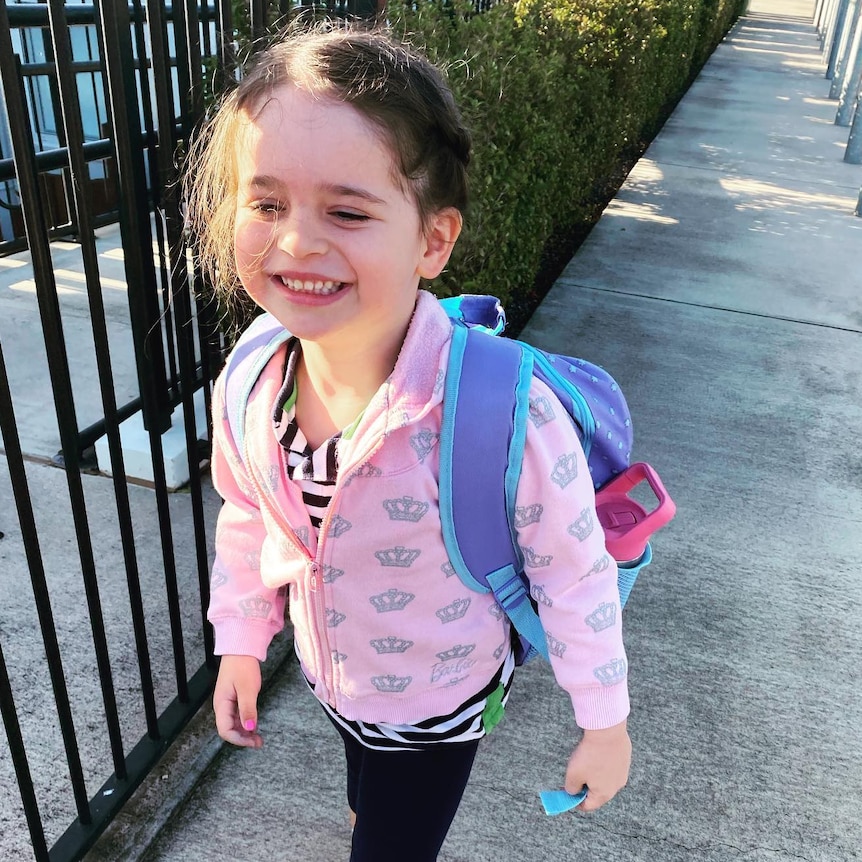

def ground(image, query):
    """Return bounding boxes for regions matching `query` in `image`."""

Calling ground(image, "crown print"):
[352,461,382,480]
[436,597,471,624]
[325,608,346,628]
[487,602,504,621]
[528,395,556,428]
[547,632,567,659]
[530,584,553,608]
[493,641,508,661]
[585,602,617,632]
[327,515,352,538]
[239,596,272,619]
[370,636,414,654]
[371,674,413,693]
[375,546,422,568]
[435,368,445,393]
[441,561,457,578]
[369,588,415,613]
[332,650,347,664]
[383,496,430,522]
[210,567,228,590]
[266,464,280,492]
[242,551,261,572]
[593,658,627,687]
[514,503,544,528]
[521,546,553,569]
[295,526,310,547]
[567,508,595,542]
[551,452,579,488]
[435,643,476,662]
[580,554,611,581]
[410,429,439,462]
[322,565,345,584]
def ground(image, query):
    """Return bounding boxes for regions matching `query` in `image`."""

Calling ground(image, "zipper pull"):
[309,560,320,592]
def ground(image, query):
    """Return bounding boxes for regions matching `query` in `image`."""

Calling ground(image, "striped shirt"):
[273,339,514,749]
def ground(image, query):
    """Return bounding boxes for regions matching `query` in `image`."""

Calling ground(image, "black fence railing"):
[0,0,232,859]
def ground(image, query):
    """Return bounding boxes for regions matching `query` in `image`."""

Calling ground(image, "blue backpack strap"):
[221,313,292,454]
[439,323,550,663]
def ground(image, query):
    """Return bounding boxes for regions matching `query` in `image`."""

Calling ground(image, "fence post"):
[826,0,853,77]
[837,11,862,125]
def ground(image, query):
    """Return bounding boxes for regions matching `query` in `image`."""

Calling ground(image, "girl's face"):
[233,85,460,358]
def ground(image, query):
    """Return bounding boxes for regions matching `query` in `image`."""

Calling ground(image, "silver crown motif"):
[322,565,344,584]
[579,554,611,581]
[593,658,627,687]
[383,496,430,522]
[493,641,508,661]
[435,369,445,393]
[435,643,475,662]
[375,546,421,568]
[327,515,352,538]
[369,588,415,613]
[243,551,261,572]
[529,395,556,427]
[371,674,412,693]
[370,636,414,654]
[521,546,553,568]
[295,526,310,547]
[530,584,553,607]
[514,503,544,528]
[488,603,504,621]
[551,452,579,488]
[325,608,346,628]
[567,508,594,542]
[352,462,382,480]
[332,650,347,664]
[585,602,617,632]
[441,562,456,578]
[436,597,471,624]
[210,567,228,590]
[410,429,439,462]
[547,632,567,659]
[239,596,271,619]
[266,465,280,492]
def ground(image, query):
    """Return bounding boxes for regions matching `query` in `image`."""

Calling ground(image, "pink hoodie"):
[207,291,629,730]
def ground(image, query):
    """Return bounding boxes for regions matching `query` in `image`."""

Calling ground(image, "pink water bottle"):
[595,462,676,564]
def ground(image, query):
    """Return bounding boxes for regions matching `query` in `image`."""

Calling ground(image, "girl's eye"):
[251,200,281,214]
[332,210,370,223]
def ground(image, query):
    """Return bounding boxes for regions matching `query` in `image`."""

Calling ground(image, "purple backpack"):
[438,295,661,665]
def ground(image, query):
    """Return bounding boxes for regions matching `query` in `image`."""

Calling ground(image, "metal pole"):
[855,185,862,215]
[844,89,862,161]
[826,0,853,78]
[837,11,862,125]
[831,0,862,98]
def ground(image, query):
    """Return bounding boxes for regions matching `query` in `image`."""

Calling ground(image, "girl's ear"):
[417,208,463,280]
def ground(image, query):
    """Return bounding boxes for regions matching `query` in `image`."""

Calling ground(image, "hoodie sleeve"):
[514,378,630,730]
[207,370,286,661]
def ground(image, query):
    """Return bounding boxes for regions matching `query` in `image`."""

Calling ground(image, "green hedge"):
[384,0,745,307]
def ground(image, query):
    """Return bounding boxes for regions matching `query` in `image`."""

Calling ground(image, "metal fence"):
[0,0,235,859]
[815,0,862,211]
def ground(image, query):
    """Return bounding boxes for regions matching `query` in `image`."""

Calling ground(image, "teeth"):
[280,276,342,295]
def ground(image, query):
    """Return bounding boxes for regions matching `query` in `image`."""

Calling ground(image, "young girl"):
[187,25,631,862]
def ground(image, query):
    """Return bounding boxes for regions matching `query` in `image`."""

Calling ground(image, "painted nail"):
[244,719,256,732]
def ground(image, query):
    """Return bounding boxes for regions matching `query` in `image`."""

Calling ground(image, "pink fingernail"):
[244,719,256,732]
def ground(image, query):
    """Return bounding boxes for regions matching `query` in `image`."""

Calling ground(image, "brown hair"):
[184,25,471,300]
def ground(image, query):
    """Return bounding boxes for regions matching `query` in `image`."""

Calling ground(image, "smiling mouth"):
[277,276,345,296]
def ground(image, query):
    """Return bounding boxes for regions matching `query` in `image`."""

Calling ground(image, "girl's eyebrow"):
[247,175,386,205]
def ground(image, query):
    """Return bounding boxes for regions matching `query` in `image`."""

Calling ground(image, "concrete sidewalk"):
[92,1,862,859]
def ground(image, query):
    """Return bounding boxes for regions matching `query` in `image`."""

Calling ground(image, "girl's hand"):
[564,720,631,812]
[213,654,263,749]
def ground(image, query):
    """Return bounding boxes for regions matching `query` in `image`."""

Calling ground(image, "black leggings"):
[332,722,481,862]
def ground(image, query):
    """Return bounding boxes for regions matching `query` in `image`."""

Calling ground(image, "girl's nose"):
[275,210,327,258]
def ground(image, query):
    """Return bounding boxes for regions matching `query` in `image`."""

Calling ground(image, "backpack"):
[219,295,675,665]
[437,295,675,665]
